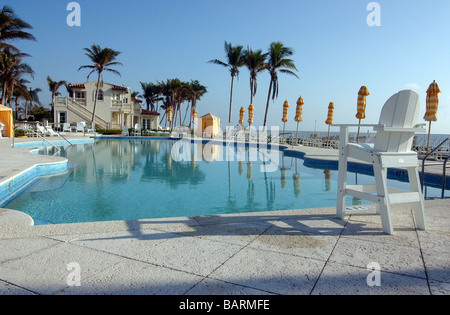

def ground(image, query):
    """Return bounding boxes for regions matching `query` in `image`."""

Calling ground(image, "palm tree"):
[24,87,41,119]
[11,77,29,118]
[0,48,33,106]
[208,41,245,126]
[243,47,268,106]
[78,43,122,128]
[263,42,298,128]
[47,76,67,121]
[140,81,163,112]
[0,5,36,52]
[185,80,207,127]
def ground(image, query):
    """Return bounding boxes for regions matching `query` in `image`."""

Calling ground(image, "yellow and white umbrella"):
[325,102,334,140]
[192,108,198,124]
[356,86,370,142]
[281,100,289,140]
[424,80,442,152]
[248,104,254,126]
[239,107,245,125]
[167,106,173,122]
[295,96,304,140]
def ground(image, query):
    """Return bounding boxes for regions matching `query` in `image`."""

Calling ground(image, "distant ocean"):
[275,130,450,146]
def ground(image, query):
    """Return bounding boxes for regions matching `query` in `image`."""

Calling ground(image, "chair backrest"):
[134,123,141,130]
[374,90,420,153]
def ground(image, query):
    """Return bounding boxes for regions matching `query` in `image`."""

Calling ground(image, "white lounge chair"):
[334,90,427,235]
[36,125,49,136]
[62,123,71,133]
[76,123,85,132]
[81,122,95,133]
[133,123,142,136]
[122,125,129,136]
[46,126,62,136]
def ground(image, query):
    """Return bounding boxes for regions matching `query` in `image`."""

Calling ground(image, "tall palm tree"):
[263,42,298,128]
[78,43,122,128]
[0,5,36,52]
[243,47,268,106]
[208,41,245,126]
[47,76,67,121]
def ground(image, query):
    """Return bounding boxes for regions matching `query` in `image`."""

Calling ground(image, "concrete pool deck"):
[0,135,449,295]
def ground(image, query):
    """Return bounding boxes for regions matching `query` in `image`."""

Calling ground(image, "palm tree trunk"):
[228,75,235,126]
[1,83,7,105]
[263,79,273,129]
[91,72,102,129]
[51,92,56,123]
[250,77,254,106]
[14,98,20,120]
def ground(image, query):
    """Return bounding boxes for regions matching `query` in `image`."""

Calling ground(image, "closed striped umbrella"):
[167,106,173,123]
[281,100,289,140]
[192,108,198,124]
[424,80,442,152]
[282,100,289,123]
[248,104,254,126]
[239,107,245,125]
[356,86,370,142]
[325,102,334,141]
[295,97,304,122]
[356,86,370,119]
[424,80,441,122]
[325,102,334,125]
[295,96,304,141]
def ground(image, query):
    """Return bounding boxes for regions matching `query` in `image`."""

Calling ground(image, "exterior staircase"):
[56,97,110,129]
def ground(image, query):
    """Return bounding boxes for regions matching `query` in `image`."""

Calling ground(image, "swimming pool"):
[2,139,445,225]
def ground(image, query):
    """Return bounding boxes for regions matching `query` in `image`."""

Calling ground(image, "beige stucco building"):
[54,81,160,130]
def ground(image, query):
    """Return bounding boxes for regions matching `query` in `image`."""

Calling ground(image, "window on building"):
[59,112,67,123]
[75,91,85,99]
[97,90,104,101]
[113,93,121,101]
[143,118,151,130]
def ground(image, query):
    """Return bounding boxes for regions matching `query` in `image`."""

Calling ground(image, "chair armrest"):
[373,125,426,133]
[332,124,380,128]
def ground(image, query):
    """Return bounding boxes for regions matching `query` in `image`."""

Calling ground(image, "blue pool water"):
[3,139,445,225]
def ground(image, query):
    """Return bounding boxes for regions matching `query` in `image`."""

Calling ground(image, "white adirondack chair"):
[334,90,427,235]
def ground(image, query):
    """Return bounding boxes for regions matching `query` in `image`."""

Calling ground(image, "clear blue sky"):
[7,0,450,134]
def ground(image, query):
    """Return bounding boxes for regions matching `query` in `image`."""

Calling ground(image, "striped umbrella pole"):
[295,96,304,142]
[356,86,370,142]
[424,80,441,153]
[325,102,335,141]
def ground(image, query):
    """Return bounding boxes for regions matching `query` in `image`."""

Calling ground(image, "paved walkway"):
[0,136,449,295]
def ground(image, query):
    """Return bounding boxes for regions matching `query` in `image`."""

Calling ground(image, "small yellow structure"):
[198,113,221,138]
[0,104,13,138]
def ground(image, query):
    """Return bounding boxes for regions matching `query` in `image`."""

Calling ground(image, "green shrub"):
[96,128,123,135]
[14,129,26,137]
